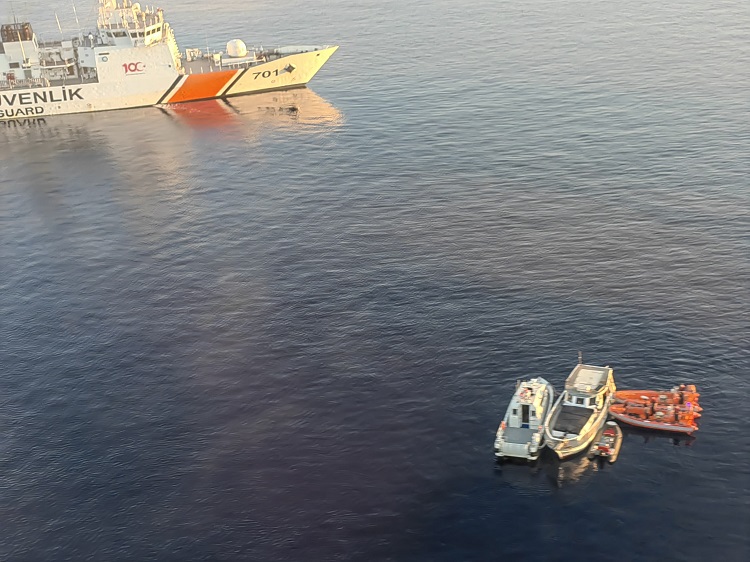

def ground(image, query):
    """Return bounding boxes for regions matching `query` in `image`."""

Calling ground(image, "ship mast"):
[72,1,83,41]
[16,29,27,65]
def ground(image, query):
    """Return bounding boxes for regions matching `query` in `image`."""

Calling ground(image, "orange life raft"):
[613,385,702,411]
[609,384,701,434]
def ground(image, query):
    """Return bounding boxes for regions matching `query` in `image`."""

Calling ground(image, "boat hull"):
[587,423,623,463]
[543,363,616,460]
[0,46,337,120]
[494,378,555,461]
[609,409,697,434]
[546,415,608,460]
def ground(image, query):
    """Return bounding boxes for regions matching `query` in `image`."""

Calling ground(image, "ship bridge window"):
[575,397,585,405]
[9,62,20,68]
[113,31,127,37]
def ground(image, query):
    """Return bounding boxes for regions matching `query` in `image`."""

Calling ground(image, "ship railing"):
[0,77,50,90]
[2,75,101,88]
[39,58,77,68]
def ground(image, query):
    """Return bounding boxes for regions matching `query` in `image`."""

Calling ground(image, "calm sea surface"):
[1,0,749,560]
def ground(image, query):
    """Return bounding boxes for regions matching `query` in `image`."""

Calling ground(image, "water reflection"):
[540,452,601,489]
[494,425,697,495]
[0,87,344,278]
[160,88,344,133]
[0,88,343,201]
[0,88,342,150]
[494,449,599,493]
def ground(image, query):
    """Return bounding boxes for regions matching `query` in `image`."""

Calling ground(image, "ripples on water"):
[1,0,748,560]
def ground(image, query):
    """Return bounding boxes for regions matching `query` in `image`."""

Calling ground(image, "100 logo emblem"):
[123,62,145,73]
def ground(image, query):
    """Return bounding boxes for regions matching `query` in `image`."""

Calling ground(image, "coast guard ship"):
[0,0,338,120]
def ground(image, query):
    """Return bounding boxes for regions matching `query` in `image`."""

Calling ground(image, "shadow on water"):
[493,425,694,495]
[619,424,697,448]
[494,447,605,492]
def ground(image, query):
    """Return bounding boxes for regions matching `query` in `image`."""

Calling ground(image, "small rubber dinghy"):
[494,377,555,461]
[587,421,623,463]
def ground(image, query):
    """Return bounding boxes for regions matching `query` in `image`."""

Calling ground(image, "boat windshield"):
[553,406,591,434]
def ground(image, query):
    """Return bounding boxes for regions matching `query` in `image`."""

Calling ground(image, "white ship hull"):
[0,46,337,119]
[0,1,338,120]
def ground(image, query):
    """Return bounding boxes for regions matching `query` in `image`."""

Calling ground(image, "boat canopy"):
[564,364,612,394]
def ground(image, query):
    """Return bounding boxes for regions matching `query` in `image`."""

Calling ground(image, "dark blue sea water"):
[1,0,749,560]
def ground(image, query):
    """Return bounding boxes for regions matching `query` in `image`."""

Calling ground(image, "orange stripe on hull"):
[167,70,239,104]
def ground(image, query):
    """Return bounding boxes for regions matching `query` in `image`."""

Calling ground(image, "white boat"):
[494,377,555,461]
[0,0,338,120]
[543,362,616,459]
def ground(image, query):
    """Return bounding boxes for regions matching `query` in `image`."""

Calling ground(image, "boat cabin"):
[506,379,548,430]
[558,365,612,411]
[564,364,612,396]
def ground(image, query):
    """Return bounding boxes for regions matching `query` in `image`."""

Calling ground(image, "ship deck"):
[502,427,535,444]
[184,59,222,74]
[183,57,265,74]
[552,406,591,435]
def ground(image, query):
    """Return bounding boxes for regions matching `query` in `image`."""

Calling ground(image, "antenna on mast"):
[72,1,82,39]
[578,350,583,364]
[55,12,64,39]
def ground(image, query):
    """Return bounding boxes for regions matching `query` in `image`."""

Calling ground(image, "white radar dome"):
[226,39,248,58]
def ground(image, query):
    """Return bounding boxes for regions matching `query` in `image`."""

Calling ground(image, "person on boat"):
[634,404,648,419]
[678,384,687,404]
[680,411,695,425]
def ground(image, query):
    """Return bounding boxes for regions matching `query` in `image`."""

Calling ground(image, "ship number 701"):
[253,69,280,79]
